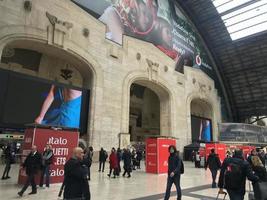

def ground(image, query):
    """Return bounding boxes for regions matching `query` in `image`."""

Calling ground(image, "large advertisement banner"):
[72,0,213,74]
[18,127,79,184]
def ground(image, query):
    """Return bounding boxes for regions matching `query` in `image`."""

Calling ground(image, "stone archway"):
[186,95,217,143]
[0,38,98,144]
[121,73,173,145]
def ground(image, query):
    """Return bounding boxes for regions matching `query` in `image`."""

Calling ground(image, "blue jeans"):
[227,189,244,200]
[40,165,50,187]
[164,176,181,200]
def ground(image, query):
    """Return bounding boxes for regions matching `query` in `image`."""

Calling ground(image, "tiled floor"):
[0,162,251,200]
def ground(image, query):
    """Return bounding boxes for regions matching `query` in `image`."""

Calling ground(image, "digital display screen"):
[0,69,89,132]
[191,115,212,142]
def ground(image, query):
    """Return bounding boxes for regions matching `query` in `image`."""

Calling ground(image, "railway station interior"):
[1,0,267,199]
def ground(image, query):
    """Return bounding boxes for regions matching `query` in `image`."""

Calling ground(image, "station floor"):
[0,162,252,200]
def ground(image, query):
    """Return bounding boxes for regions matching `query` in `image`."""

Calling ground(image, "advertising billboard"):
[72,0,213,73]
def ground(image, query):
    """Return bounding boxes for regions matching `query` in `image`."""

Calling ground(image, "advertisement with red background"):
[146,138,176,174]
[157,138,176,174]
[18,127,79,184]
[146,138,157,173]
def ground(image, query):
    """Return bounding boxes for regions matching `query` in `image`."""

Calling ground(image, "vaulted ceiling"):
[177,0,267,122]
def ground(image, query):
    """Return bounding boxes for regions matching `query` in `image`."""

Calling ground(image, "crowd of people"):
[0,144,145,199]
[204,148,267,200]
[2,141,267,200]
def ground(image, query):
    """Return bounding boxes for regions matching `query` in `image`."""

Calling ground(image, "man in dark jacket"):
[40,144,54,188]
[164,145,182,200]
[1,144,15,180]
[122,148,132,178]
[98,148,107,172]
[64,147,90,200]
[18,145,42,197]
[205,148,221,188]
[218,149,259,200]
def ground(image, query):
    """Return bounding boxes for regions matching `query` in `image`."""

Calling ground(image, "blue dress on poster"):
[202,121,211,141]
[42,88,81,128]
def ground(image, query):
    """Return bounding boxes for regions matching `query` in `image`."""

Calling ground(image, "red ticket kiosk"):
[18,125,79,184]
[146,137,176,174]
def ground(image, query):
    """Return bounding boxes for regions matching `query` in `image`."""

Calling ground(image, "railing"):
[218,123,267,143]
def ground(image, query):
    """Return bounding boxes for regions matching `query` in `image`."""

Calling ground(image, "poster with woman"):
[71,0,213,74]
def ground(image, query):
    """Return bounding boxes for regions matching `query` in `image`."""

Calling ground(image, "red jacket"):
[109,152,118,169]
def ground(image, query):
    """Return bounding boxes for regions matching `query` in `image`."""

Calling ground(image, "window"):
[212,0,267,40]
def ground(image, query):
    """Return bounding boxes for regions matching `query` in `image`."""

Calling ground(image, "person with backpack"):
[164,145,183,200]
[218,149,259,200]
[205,148,221,188]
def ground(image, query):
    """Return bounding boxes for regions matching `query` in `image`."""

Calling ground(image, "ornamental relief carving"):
[46,12,73,48]
[146,58,159,82]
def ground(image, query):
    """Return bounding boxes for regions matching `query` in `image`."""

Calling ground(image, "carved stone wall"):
[0,0,222,152]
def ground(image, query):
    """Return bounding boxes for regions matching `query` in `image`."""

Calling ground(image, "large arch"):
[121,71,176,139]
[186,92,219,143]
[0,29,104,146]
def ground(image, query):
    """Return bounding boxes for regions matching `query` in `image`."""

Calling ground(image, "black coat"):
[205,153,221,170]
[99,150,107,162]
[63,158,90,200]
[4,147,14,164]
[218,156,259,194]
[23,151,42,175]
[122,151,132,168]
[168,153,182,178]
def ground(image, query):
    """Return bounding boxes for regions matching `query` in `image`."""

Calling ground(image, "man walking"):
[164,145,182,200]
[1,144,15,180]
[98,148,107,172]
[122,148,132,178]
[218,149,259,200]
[205,148,221,188]
[64,147,90,200]
[18,145,42,197]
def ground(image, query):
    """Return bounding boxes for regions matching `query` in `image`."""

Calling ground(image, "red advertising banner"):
[18,127,79,184]
[157,138,176,174]
[146,138,157,173]
[146,138,176,174]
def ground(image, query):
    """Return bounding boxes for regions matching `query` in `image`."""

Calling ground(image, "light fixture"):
[60,64,73,80]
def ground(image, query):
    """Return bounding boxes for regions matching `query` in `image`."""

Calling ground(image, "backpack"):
[180,159,184,174]
[224,162,243,190]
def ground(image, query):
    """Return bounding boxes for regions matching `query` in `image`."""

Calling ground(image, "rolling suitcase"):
[216,191,227,200]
